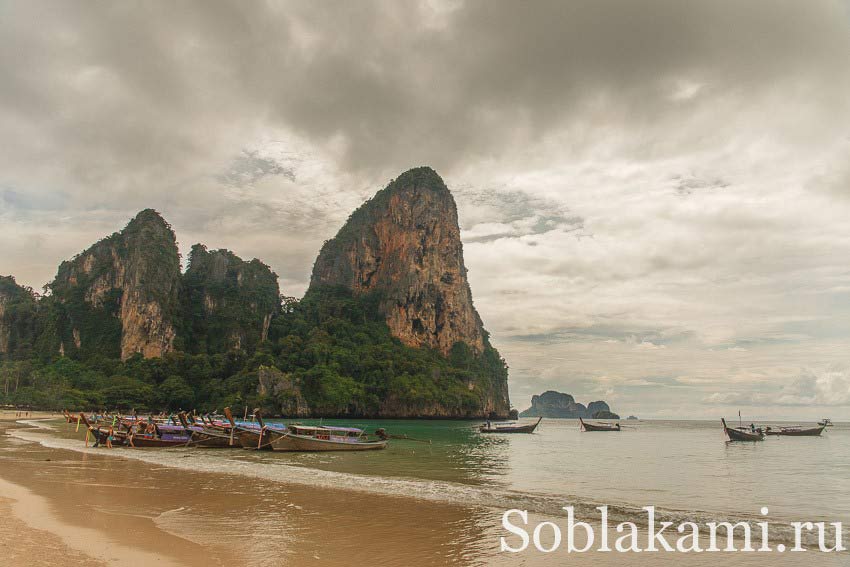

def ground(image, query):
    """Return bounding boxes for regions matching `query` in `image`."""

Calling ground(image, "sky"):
[1,0,849,419]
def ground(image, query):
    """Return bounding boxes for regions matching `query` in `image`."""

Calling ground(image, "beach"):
[0,415,494,566]
[1,416,847,566]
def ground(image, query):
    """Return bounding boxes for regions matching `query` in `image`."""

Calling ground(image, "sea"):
[4,417,849,566]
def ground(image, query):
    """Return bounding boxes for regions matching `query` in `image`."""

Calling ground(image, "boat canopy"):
[290,425,363,433]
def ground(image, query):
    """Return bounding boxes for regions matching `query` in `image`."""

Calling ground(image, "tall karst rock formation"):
[48,209,182,360]
[311,167,484,355]
[181,244,280,354]
[310,166,510,415]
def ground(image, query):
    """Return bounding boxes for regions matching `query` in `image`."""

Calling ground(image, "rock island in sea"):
[519,390,621,419]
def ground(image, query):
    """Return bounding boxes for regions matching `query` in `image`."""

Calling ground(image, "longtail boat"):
[765,425,825,437]
[223,408,278,450]
[263,424,388,452]
[79,413,128,446]
[125,423,193,447]
[244,409,388,452]
[579,418,620,432]
[721,418,765,441]
[479,417,542,433]
[177,412,235,448]
[818,418,834,427]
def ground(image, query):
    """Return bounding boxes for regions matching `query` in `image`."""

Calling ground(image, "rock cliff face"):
[181,245,280,354]
[0,276,39,359]
[310,167,485,356]
[48,209,181,360]
[308,166,510,417]
[519,391,619,419]
[256,366,311,417]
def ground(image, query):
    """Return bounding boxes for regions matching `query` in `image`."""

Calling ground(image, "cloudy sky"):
[2,0,850,418]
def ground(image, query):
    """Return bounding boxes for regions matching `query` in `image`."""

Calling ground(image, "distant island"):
[519,390,620,419]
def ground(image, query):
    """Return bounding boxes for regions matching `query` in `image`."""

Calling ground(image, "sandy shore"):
[0,417,490,566]
[0,418,845,567]
[0,410,63,421]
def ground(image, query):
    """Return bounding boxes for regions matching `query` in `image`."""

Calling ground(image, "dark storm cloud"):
[1,0,847,183]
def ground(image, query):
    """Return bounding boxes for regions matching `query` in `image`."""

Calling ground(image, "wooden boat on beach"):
[579,418,620,432]
[78,413,129,446]
[271,424,388,451]
[242,409,388,451]
[479,417,542,433]
[177,413,236,448]
[721,418,765,441]
[765,425,825,437]
[125,427,192,447]
[223,408,278,450]
[80,413,193,447]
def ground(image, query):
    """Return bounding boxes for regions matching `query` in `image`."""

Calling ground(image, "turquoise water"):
[231,418,850,523]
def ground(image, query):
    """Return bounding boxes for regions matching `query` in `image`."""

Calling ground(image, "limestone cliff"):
[310,167,485,355]
[308,166,510,417]
[181,244,280,354]
[48,209,181,360]
[256,365,311,417]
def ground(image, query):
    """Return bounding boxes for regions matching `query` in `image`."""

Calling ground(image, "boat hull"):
[235,428,275,450]
[480,417,542,433]
[579,418,620,432]
[722,419,764,441]
[285,434,387,451]
[188,430,240,448]
[127,435,190,447]
[88,428,128,446]
[772,426,825,437]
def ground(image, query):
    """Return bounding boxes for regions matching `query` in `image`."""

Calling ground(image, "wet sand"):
[0,418,845,566]
[0,418,492,566]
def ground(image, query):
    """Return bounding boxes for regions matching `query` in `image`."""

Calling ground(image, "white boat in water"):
[264,424,388,452]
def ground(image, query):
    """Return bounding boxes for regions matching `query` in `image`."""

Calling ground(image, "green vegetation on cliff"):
[263,286,508,417]
[0,286,508,416]
[180,244,280,355]
[0,276,40,360]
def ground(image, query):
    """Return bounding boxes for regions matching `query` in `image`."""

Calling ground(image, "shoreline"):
[2,417,846,566]
[0,418,494,566]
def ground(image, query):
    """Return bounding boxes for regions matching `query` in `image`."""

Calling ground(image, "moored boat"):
[765,425,825,437]
[246,409,388,451]
[224,408,280,450]
[721,418,765,441]
[279,425,388,451]
[479,417,542,433]
[78,413,129,446]
[177,412,237,448]
[579,418,620,432]
[818,418,834,427]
